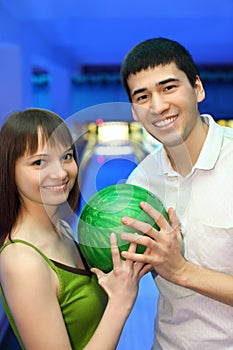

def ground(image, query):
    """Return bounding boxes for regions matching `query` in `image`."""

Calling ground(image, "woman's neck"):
[12,203,62,241]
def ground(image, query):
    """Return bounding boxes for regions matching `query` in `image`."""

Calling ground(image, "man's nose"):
[150,94,169,115]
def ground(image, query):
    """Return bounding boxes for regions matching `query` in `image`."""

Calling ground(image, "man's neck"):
[165,121,209,177]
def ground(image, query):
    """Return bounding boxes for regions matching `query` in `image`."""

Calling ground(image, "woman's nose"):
[49,161,67,179]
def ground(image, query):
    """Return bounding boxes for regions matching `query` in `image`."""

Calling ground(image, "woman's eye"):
[63,153,73,161]
[32,159,45,166]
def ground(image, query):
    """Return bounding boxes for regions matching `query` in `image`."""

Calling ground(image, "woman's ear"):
[195,75,205,103]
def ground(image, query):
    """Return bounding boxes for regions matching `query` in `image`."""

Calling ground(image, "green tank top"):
[0,239,107,350]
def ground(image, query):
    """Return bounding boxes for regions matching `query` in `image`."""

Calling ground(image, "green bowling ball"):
[78,183,168,273]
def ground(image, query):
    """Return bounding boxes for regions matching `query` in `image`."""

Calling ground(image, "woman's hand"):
[120,202,186,283]
[86,234,151,350]
[91,233,151,310]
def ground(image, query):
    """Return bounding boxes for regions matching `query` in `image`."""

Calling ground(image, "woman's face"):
[15,133,78,209]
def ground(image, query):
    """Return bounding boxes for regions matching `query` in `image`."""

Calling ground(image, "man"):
[120,37,233,349]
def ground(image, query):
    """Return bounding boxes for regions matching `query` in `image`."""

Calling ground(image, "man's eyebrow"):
[132,78,180,97]
[132,88,147,97]
[157,78,180,86]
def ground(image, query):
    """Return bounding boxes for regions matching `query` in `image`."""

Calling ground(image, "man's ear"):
[195,75,205,103]
[131,106,139,121]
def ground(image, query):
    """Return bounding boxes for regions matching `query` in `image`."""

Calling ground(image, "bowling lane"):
[77,121,160,207]
[79,143,138,203]
[77,121,159,350]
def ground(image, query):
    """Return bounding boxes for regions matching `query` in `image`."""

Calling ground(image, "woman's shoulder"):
[0,239,52,278]
[0,239,59,301]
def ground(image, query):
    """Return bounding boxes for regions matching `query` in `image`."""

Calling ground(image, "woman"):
[0,108,151,350]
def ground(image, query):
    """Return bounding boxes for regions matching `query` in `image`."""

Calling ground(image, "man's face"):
[127,62,205,148]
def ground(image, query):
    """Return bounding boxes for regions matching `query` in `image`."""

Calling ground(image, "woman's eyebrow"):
[27,153,49,159]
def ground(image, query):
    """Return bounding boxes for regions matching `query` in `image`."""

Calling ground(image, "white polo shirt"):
[127,115,233,349]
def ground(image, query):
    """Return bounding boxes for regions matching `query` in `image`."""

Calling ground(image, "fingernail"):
[122,216,129,224]
[110,232,117,243]
[121,233,127,239]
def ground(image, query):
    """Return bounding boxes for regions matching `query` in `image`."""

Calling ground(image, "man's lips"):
[153,115,178,127]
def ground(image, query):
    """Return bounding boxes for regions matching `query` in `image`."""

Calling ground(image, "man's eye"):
[137,94,148,101]
[164,85,176,91]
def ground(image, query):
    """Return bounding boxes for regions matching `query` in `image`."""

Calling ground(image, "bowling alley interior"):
[0,1,233,349]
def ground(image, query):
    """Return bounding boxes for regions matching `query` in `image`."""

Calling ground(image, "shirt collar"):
[159,114,224,175]
[194,114,223,170]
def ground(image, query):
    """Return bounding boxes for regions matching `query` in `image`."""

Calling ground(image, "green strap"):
[0,239,59,350]
[1,239,57,269]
